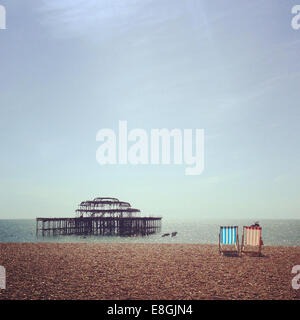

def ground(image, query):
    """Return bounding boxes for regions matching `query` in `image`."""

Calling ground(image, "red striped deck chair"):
[219,226,239,255]
[241,226,263,256]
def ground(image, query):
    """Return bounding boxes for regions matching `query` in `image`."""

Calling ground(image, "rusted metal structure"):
[75,197,141,218]
[36,197,161,237]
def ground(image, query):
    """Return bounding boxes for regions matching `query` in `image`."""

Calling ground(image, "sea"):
[0,219,299,246]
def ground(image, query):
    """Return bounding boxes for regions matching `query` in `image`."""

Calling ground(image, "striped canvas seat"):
[241,226,262,256]
[220,226,237,245]
[219,226,239,255]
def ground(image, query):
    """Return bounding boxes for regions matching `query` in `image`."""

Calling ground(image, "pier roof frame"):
[76,197,141,217]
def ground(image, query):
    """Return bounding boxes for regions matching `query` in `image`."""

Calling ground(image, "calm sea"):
[0,219,299,246]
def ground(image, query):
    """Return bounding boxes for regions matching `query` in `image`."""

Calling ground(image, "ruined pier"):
[36,197,162,237]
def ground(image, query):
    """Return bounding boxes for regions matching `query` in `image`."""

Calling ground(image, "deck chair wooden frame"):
[219,226,239,255]
[241,226,262,256]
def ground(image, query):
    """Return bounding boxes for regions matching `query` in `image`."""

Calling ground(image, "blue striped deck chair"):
[219,226,239,255]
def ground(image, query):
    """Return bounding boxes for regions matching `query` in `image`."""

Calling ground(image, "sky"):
[0,0,300,219]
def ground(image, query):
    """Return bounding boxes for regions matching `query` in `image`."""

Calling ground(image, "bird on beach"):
[161,233,170,237]
[171,232,177,237]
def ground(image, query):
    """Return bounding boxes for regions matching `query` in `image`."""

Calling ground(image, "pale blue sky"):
[0,0,300,219]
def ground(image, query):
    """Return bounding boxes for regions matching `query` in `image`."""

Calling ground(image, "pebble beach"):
[0,243,299,300]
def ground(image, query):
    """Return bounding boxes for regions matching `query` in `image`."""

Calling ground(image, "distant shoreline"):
[0,243,299,300]
[1,218,300,220]
[1,219,299,246]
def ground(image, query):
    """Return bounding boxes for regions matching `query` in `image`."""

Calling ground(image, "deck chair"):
[219,226,239,255]
[241,226,262,256]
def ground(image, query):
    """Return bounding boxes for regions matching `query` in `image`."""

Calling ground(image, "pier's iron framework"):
[36,197,161,237]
